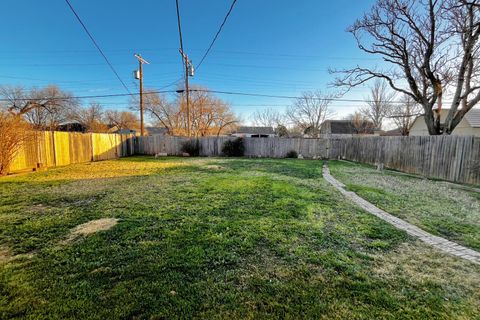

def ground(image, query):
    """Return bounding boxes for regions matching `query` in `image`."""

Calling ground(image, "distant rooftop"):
[146,127,169,135]
[413,108,480,128]
[465,109,480,128]
[321,120,375,135]
[234,126,275,135]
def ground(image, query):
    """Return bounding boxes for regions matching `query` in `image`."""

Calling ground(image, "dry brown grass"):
[0,246,10,263]
[65,218,119,243]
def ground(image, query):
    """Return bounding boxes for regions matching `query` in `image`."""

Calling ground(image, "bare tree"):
[71,102,108,133]
[139,91,180,134]
[251,108,285,127]
[187,88,237,137]
[361,80,395,129]
[142,87,237,136]
[346,112,376,134]
[0,85,79,130]
[286,90,335,138]
[333,0,480,135]
[389,95,423,135]
[105,110,139,132]
[0,112,30,175]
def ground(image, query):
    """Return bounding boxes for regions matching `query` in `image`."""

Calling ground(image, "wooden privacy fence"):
[135,135,330,158]
[9,132,480,185]
[10,131,135,173]
[136,135,480,185]
[329,136,480,185]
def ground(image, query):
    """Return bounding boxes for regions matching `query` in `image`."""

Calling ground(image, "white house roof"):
[411,108,480,128]
[465,109,480,128]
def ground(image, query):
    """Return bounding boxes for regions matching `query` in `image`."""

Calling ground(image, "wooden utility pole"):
[179,49,191,137]
[134,54,150,136]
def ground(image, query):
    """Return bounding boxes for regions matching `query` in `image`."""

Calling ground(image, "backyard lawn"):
[329,160,480,251]
[0,157,479,319]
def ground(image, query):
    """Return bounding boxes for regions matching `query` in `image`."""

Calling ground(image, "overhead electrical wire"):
[196,0,238,70]
[1,87,447,106]
[63,0,132,94]
[0,90,176,102]
[175,0,185,53]
[187,89,412,104]
[0,79,184,102]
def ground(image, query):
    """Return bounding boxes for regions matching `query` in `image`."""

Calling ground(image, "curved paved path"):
[323,165,480,265]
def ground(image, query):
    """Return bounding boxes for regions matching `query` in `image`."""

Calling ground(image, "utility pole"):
[179,49,194,137]
[134,53,150,136]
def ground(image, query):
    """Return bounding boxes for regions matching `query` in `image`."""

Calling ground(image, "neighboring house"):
[116,129,137,135]
[56,122,87,133]
[377,128,403,136]
[231,126,276,138]
[320,120,375,136]
[145,127,169,136]
[107,126,137,135]
[409,109,480,136]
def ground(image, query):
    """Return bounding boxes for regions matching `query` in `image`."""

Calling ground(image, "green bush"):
[286,150,298,158]
[222,138,245,157]
[181,139,201,156]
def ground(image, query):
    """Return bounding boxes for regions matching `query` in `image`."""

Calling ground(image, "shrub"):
[180,139,201,157]
[286,150,298,158]
[222,138,245,157]
[0,112,29,176]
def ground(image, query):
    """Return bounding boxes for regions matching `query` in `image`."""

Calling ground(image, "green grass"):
[329,160,480,251]
[0,157,479,319]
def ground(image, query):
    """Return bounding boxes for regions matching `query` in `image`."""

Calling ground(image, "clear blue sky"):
[0,0,379,123]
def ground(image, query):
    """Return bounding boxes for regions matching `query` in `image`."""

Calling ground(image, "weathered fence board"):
[135,136,329,159]
[9,131,135,173]
[329,136,480,185]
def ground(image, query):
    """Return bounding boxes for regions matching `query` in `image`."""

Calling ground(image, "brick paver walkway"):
[323,165,480,265]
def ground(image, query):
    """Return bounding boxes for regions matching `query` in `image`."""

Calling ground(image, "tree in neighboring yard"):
[275,124,289,137]
[347,112,376,134]
[187,88,237,137]
[251,108,288,135]
[0,85,79,130]
[287,90,335,138]
[71,102,109,133]
[142,87,237,136]
[140,91,180,134]
[333,0,480,135]
[0,112,30,176]
[105,109,139,132]
[389,95,423,135]
[361,80,395,130]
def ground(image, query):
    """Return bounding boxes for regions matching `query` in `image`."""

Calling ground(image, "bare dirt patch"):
[204,164,225,171]
[65,218,119,243]
[0,246,34,263]
[0,246,11,263]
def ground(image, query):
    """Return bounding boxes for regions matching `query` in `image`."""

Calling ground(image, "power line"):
[175,0,185,54]
[188,89,471,106]
[196,0,238,70]
[63,0,131,94]
[0,90,176,102]
[0,87,441,105]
